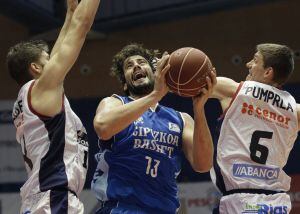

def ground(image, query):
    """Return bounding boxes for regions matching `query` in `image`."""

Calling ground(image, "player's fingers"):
[67,0,79,9]
[161,64,170,76]
[210,68,217,86]
[200,87,208,95]
[206,76,212,92]
[157,55,170,71]
[162,51,169,57]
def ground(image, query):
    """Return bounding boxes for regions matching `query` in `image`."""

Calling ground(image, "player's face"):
[246,51,267,82]
[36,51,50,75]
[123,55,155,96]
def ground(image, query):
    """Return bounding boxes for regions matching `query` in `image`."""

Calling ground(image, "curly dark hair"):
[7,40,49,86]
[110,43,160,87]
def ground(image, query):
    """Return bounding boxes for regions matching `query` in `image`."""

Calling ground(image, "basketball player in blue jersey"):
[7,0,101,213]
[91,43,216,214]
[210,43,300,213]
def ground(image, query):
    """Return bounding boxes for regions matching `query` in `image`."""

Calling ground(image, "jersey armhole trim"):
[178,112,186,128]
[219,81,244,119]
[27,81,65,119]
[112,94,125,105]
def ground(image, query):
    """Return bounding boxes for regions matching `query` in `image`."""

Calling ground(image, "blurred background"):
[0,0,300,213]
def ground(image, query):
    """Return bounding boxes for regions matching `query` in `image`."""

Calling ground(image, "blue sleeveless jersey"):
[92,95,185,213]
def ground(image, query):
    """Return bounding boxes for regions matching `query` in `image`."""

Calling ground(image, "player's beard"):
[127,79,154,96]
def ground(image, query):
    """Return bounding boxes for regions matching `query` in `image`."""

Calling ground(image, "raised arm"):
[31,0,101,117]
[211,77,239,111]
[94,55,171,140]
[50,0,78,57]
[182,71,216,172]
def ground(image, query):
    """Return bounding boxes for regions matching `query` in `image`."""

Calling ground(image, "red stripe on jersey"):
[27,81,65,119]
[219,81,244,119]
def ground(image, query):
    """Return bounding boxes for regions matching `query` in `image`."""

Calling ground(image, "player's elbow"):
[192,161,212,173]
[93,119,113,141]
[72,14,93,33]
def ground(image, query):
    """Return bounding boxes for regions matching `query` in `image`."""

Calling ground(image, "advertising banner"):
[289,174,300,214]
[178,182,221,214]
[0,100,27,184]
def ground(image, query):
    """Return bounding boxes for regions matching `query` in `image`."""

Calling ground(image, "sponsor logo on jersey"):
[241,102,291,129]
[233,163,279,180]
[12,100,24,128]
[77,130,89,147]
[243,85,294,112]
[12,100,23,120]
[134,117,144,125]
[133,126,180,157]
[242,202,288,214]
[168,122,181,133]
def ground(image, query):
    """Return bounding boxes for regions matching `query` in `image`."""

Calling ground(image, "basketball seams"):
[168,83,206,91]
[177,47,194,96]
[166,47,212,97]
[167,51,179,85]
[178,55,208,86]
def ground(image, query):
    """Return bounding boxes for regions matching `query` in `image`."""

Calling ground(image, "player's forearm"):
[40,0,101,88]
[71,0,100,31]
[192,109,214,172]
[50,9,74,58]
[94,92,160,140]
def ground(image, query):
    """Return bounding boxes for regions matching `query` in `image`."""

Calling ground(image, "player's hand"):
[67,0,79,13]
[152,52,170,100]
[192,68,217,109]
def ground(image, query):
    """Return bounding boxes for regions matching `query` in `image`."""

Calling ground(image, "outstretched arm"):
[31,0,101,117]
[51,0,78,57]
[182,71,216,172]
[211,76,239,111]
[94,55,171,140]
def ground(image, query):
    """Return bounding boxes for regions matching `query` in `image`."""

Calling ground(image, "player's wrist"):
[193,103,205,116]
[148,90,163,103]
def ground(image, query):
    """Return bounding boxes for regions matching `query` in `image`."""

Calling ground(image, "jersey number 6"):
[250,130,273,164]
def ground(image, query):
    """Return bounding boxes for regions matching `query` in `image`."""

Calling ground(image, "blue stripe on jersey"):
[97,95,184,213]
[213,117,226,194]
[39,111,68,191]
[50,190,68,213]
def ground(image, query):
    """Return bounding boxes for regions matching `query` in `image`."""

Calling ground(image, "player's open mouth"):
[132,71,147,81]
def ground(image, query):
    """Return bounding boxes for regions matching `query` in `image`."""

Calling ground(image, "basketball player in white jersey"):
[7,0,101,213]
[210,43,300,213]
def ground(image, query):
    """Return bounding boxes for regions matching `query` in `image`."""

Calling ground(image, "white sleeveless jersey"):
[212,81,298,193]
[12,80,89,201]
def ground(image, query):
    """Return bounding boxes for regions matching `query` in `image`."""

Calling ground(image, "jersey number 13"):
[145,156,160,178]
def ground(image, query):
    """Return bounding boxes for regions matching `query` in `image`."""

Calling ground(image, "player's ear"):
[123,83,128,92]
[264,67,274,81]
[29,62,42,78]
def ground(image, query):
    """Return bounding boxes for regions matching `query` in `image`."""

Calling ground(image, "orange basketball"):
[166,47,213,97]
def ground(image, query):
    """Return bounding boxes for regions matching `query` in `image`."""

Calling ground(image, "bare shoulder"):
[297,104,300,119]
[297,104,300,116]
[181,112,192,119]
[180,112,194,127]
[296,104,300,131]
[96,96,123,113]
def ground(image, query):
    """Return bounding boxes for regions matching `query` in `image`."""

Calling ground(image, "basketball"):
[165,47,213,97]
